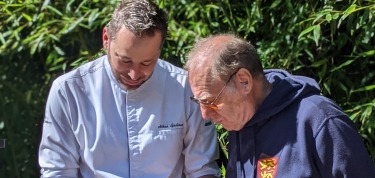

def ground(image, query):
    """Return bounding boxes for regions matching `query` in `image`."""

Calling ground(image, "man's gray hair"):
[186,34,264,82]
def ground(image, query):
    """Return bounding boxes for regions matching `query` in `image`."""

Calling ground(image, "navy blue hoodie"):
[226,69,375,178]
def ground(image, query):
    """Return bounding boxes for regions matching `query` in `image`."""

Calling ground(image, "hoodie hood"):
[244,69,321,127]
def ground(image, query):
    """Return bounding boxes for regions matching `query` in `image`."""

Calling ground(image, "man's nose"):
[128,65,141,80]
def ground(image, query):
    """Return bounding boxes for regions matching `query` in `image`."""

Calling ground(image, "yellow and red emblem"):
[257,157,278,178]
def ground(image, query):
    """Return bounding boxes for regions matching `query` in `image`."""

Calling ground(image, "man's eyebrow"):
[143,59,155,62]
[196,93,213,101]
[116,53,130,59]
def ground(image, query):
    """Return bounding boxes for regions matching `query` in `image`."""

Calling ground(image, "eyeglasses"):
[190,69,239,110]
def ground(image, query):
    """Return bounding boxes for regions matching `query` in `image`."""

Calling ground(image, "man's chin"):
[123,83,142,90]
[118,76,150,90]
[122,80,147,90]
[220,123,242,131]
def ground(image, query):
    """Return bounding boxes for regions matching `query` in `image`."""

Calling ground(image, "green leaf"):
[352,85,375,93]
[0,33,5,45]
[313,24,320,46]
[338,4,357,27]
[323,82,331,95]
[325,14,332,22]
[337,80,349,95]
[349,111,361,120]
[22,13,32,21]
[343,4,357,15]
[270,0,281,9]
[53,45,65,56]
[25,90,33,104]
[298,25,319,39]
[66,0,75,12]
[363,105,373,117]
[48,34,59,41]
[62,16,85,34]
[75,0,88,13]
[313,13,325,24]
[88,9,100,28]
[311,59,326,68]
[206,4,219,9]
[41,0,51,10]
[46,5,62,16]
[361,50,375,57]
[332,13,339,20]
[330,59,355,72]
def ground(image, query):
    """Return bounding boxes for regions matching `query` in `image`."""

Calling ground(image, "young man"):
[185,34,375,177]
[38,1,220,177]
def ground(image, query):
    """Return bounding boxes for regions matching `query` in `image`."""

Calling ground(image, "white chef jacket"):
[38,55,220,178]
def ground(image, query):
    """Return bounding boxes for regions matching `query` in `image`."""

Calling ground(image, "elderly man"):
[185,34,375,177]
[38,0,220,177]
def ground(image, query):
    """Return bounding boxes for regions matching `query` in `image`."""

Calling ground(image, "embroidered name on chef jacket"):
[158,123,183,129]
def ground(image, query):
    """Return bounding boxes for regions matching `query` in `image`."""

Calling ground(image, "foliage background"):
[1,0,374,177]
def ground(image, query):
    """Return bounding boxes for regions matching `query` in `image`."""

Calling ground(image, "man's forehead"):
[189,66,212,84]
[189,71,220,97]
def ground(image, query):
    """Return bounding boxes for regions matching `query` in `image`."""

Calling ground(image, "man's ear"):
[236,68,252,94]
[102,27,110,51]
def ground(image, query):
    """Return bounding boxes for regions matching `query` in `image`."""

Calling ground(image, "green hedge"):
[1,0,374,177]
